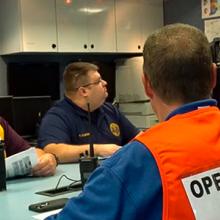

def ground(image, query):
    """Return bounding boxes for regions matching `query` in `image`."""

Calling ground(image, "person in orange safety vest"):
[46,23,220,220]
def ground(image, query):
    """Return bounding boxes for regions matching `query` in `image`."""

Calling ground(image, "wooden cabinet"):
[0,0,57,54]
[56,0,116,52]
[115,0,163,53]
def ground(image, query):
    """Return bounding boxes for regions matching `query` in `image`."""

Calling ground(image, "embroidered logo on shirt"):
[78,132,91,138]
[109,123,120,137]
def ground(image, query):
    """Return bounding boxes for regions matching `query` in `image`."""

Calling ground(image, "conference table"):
[0,164,82,220]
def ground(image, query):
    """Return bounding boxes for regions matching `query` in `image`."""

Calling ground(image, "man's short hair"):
[143,23,212,104]
[63,62,98,93]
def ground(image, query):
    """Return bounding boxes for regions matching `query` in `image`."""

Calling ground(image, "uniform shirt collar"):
[165,99,217,121]
[64,95,102,119]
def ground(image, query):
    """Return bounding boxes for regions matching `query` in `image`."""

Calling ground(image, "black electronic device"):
[0,141,6,191]
[79,103,98,188]
[36,181,82,197]
[7,62,60,100]
[79,156,98,187]
[28,198,68,213]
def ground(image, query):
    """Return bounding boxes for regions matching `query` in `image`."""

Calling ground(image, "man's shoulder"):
[103,141,148,171]
[47,98,71,114]
[102,102,119,114]
[99,140,160,197]
[102,102,113,108]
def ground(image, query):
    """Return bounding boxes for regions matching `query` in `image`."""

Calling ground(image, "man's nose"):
[101,79,107,86]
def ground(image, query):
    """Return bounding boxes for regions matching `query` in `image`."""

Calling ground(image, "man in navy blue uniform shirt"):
[38,62,139,163]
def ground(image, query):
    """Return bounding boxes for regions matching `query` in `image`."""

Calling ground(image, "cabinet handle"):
[51,44,56,49]
[138,45,141,50]
[84,44,87,49]
[91,44,94,49]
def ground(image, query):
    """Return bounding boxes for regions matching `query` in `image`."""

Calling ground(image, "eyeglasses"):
[81,78,103,87]
[75,78,103,90]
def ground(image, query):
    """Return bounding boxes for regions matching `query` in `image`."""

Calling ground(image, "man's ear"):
[142,73,154,99]
[78,87,88,97]
[211,63,217,90]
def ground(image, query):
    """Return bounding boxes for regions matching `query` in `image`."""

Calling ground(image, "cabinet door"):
[56,0,88,52]
[87,0,116,52]
[141,0,163,47]
[115,0,142,53]
[0,0,22,54]
[20,0,57,52]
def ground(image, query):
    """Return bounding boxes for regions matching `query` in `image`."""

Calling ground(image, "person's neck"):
[157,104,180,122]
[65,94,87,111]
[153,97,182,122]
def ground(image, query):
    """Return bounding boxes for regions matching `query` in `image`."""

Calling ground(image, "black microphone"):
[79,103,98,188]
[87,103,94,157]
[0,140,6,191]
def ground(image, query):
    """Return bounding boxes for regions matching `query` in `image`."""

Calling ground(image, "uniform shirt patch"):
[110,123,120,137]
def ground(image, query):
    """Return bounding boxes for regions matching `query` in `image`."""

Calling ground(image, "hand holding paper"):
[6,147,38,178]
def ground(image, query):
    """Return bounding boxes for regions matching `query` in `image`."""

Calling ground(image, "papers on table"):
[6,147,38,178]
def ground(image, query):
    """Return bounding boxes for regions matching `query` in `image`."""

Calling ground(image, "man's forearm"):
[43,143,91,163]
[43,143,121,163]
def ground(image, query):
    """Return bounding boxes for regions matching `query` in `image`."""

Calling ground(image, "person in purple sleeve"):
[0,117,56,177]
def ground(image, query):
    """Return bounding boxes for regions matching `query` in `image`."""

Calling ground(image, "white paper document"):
[6,147,38,178]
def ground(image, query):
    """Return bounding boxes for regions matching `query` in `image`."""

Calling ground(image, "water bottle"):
[0,140,6,191]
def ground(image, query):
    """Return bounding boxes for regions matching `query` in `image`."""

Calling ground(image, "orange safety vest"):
[135,106,220,220]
